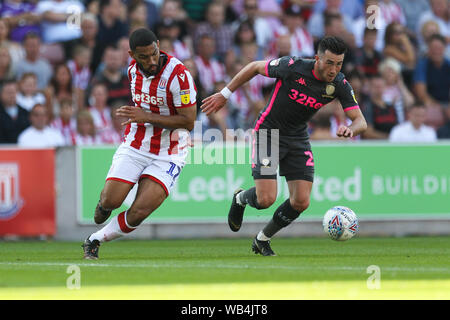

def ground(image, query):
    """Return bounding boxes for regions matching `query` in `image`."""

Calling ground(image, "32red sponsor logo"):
[288,89,323,109]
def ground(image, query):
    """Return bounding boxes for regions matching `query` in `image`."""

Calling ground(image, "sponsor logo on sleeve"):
[180,89,190,105]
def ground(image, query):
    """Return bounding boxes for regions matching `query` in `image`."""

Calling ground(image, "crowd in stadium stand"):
[0,0,448,147]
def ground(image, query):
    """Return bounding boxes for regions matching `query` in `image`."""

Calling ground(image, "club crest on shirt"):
[322,84,336,98]
[158,78,167,90]
[180,89,190,105]
[326,84,335,96]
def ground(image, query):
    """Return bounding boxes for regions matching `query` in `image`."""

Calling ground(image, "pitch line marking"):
[0,261,449,273]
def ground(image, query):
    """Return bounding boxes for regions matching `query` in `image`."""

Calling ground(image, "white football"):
[323,206,359,241]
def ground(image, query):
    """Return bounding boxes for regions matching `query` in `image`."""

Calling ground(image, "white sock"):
[256,230,271,241]
[236,191,245,207]
[89,211,136,243]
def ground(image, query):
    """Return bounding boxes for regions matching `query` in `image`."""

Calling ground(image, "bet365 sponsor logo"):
[131,89,164,105]
[0,163,24,219]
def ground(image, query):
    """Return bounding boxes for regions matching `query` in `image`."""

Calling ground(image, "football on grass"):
[323,206,359,241]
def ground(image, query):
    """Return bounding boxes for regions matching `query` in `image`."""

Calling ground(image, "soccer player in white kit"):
[82,28,197,259]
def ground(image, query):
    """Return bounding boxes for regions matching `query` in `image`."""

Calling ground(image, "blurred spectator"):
[383,22,416,87]
[194,1,234,61]
[383,22,416,69]
[418,20,443,56]
[361,74,399,139]
[271,4,315,58]
[225,59,265,130]
[354,27,383,79]
[99,103,127,145]
[16,73,47,112]
[233,20,264,60]
[182,0,212,22]
[63,12,99,60]
[323,13,356,73]
[75,109,101,145]
[36,0,85,43]
[239,41,260,65]
[128,0,148,33]
[117,36,132,72]
[158,0,188,37]
[182,57,205,115]
[0,80,30,143]
[413,34,450,104]
[311,0,364,20]
[378,57,415,123]
[329,70,366,140]
[17,103,65,147]
[15,32,53,90]
[273,34,293,58]
[90,45,131,106]
[309,110,337,140]
[395,0,430,35]
[50,98,77,145]
[345,69,368,108]
[231,0,274,49]
[0,0,41,43]
[67,45,92,110]
[379,0,406,26]
[156,19,192,61]
[0,18,25,67]
[88,82,112,136]
[45,63,76,119]
[307,0,354,40]
[437,106,450,139]
[91,0,128,73]
[194,34,226,95]
[413,34,450,129]
[416,0,449,47]
[389,103,437,142]
[0,45,16,84]
[324,12,356,50]
[353,0,388,52]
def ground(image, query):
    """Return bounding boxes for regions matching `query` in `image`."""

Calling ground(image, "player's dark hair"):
[317,36,347,55]
[129,28,158,51]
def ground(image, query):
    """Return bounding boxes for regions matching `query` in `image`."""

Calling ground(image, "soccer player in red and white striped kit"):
[82,28,197,259]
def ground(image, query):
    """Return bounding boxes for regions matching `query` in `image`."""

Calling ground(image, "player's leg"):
[251,179,312,257]
[228,179,278,232]
[86,178,166,246]
[82,146,147,259]
[228,129,281,231]
[125,177,167,227]
[94,179,134,224]
[252,139,314,256]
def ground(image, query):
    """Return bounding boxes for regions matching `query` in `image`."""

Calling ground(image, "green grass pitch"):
[0,236,449,299]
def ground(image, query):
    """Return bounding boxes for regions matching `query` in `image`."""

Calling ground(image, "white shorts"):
[106,144,185,195]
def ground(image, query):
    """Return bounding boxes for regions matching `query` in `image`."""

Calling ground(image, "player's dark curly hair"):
[317,36,347,55]
[129,28,158,51]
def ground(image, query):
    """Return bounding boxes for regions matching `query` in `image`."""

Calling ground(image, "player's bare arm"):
[200,60,267,116]
[337,108,367,138]
[116,105,196,131]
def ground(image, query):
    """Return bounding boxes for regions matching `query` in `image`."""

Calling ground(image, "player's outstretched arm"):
[116,104,196,131]
[337,108,367,138]
[200,60,267,116]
